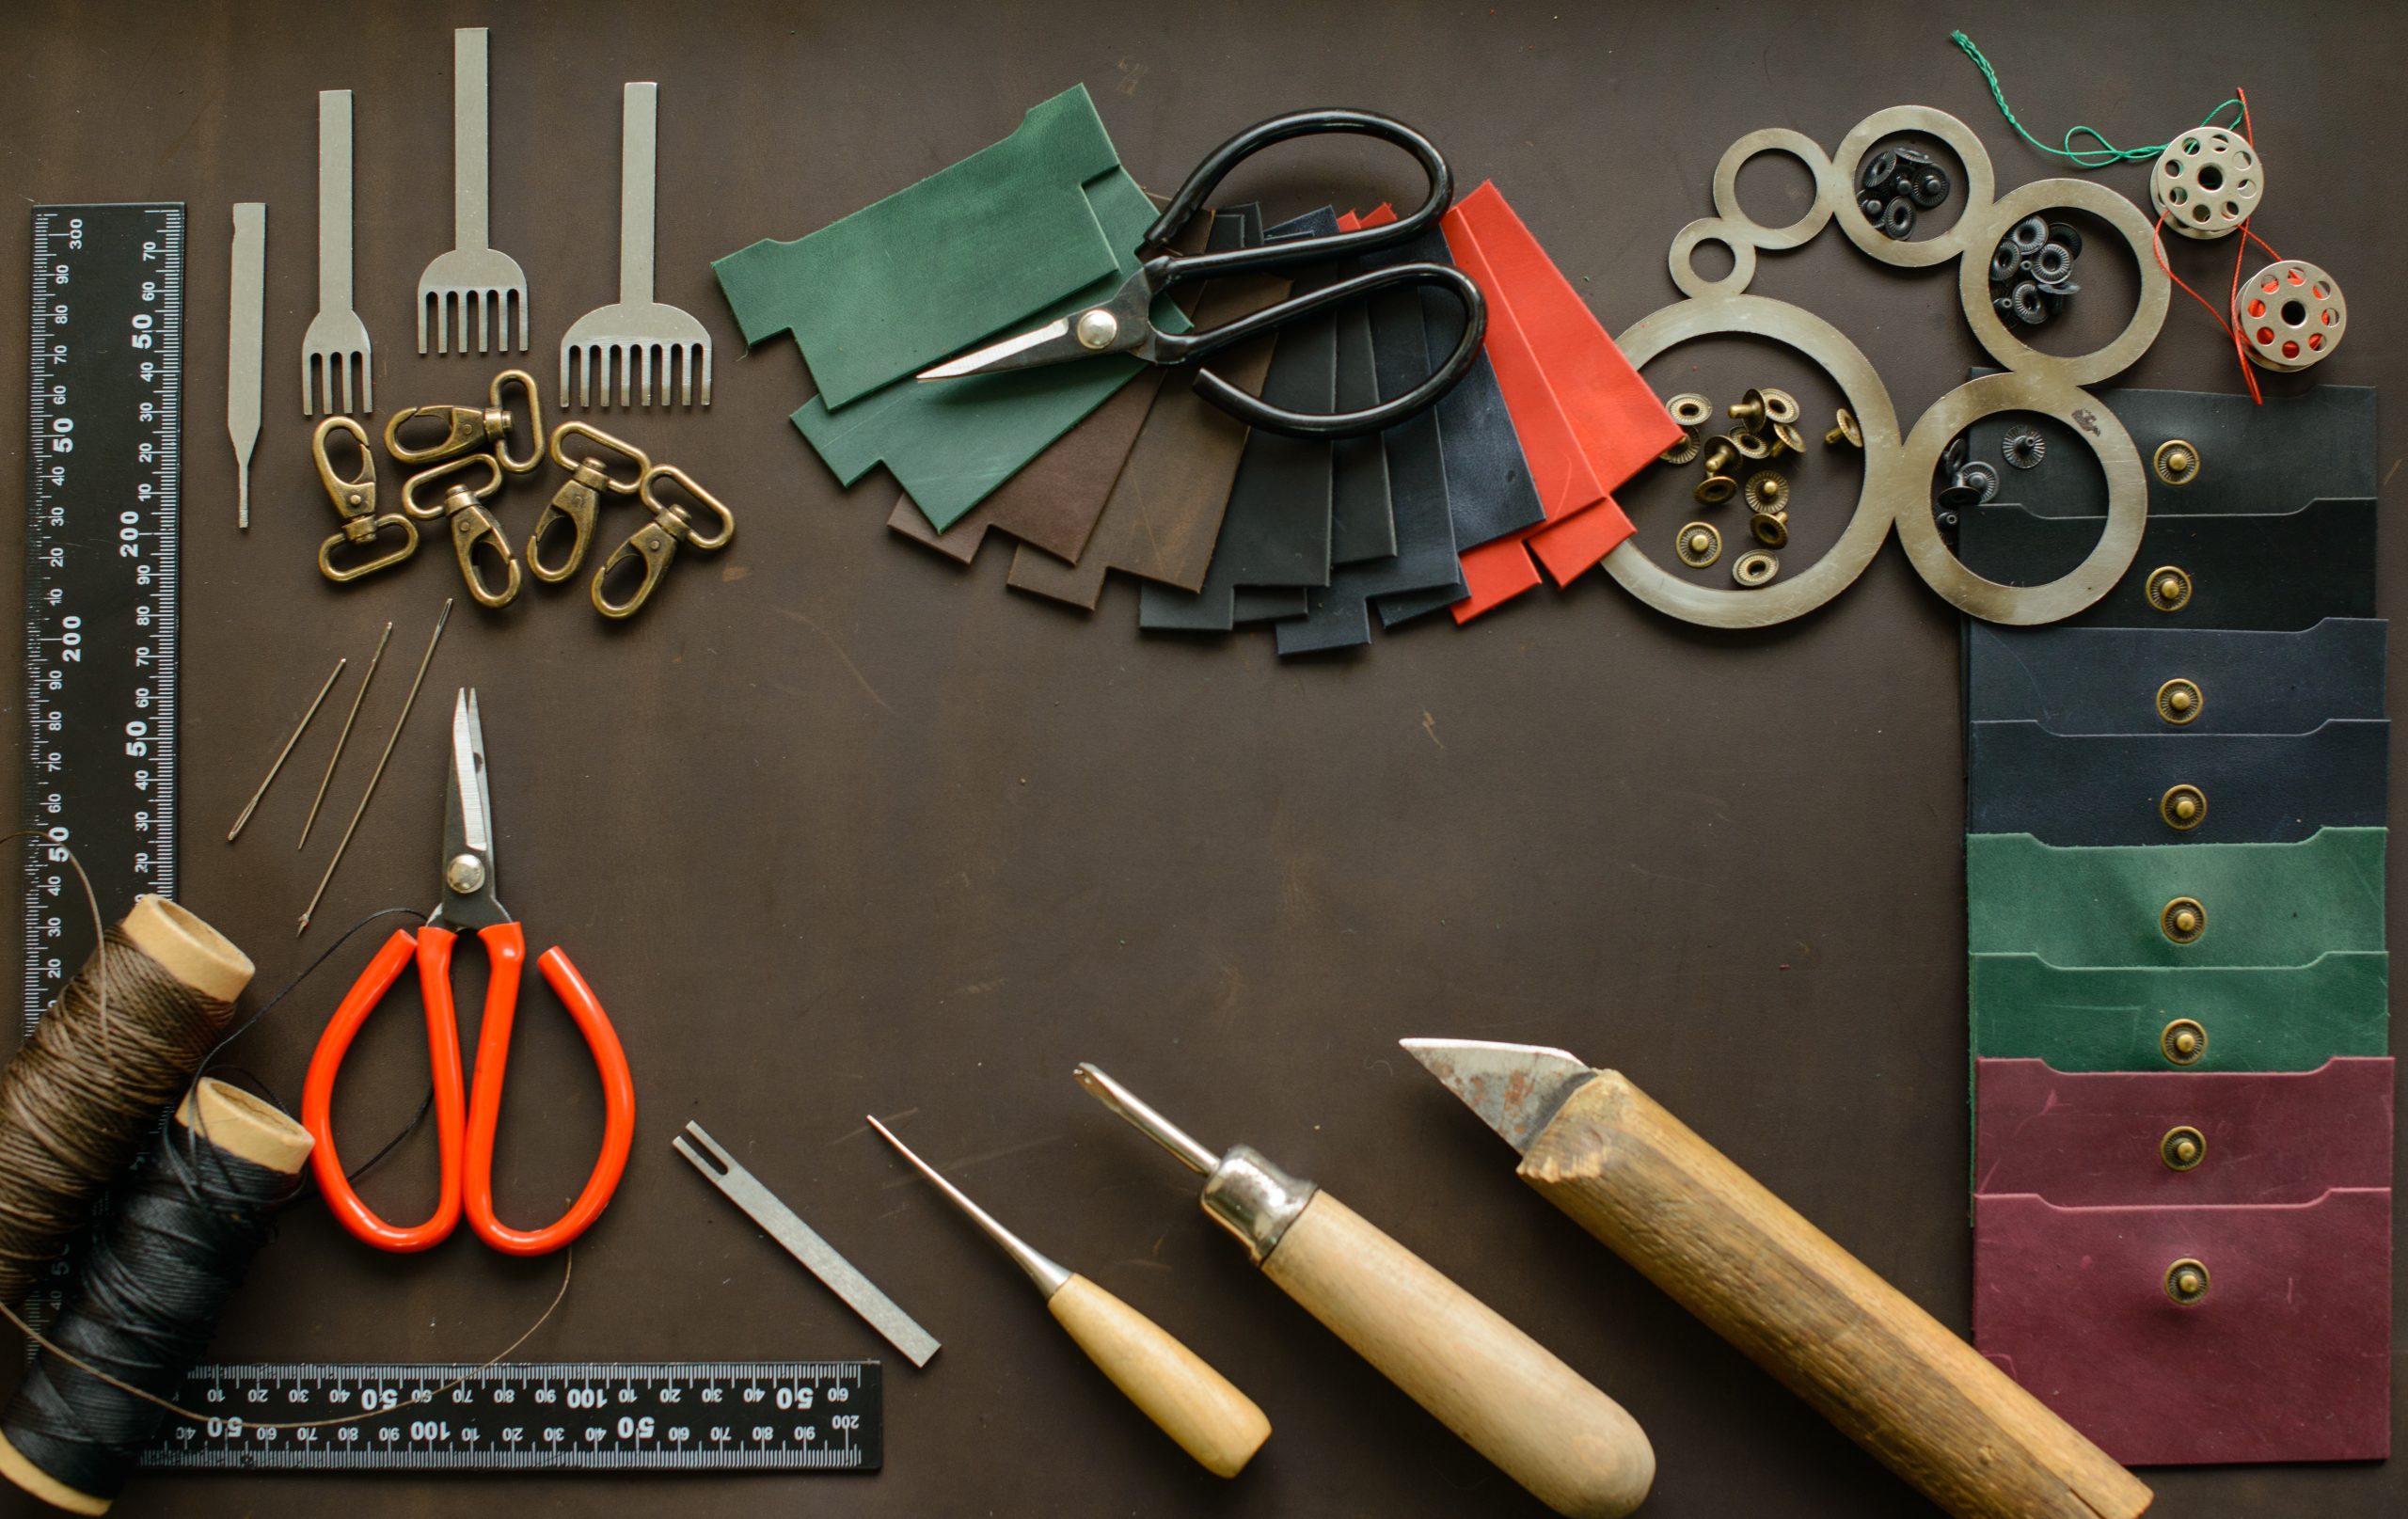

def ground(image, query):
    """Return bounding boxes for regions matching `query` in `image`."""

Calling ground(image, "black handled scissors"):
[917,109,1485,439]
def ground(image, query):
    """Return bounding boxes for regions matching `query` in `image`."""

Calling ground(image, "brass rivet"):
[2157,677,2203,725]
[2161,1125,2206,1171]
[1658,426,1704,467]
[2164,1258,2210,1306]
[1733,550,1780,588]
[1666,391,1714,428]
[2147,565,2194,612]
[2153,437,2202,486]
[2162,896,2206,943]
[1675,521,1722,568]
[1824,408,1863,449]
[1726,428,1771,462]
[1751,512,1789,549]
[2161,783,2207,831]
[1074,309,1120,350]
[1695,474,1738,506]
[2162,1018,2209,1066]
[1743,470,1789,514]
[1700,439,1738,477]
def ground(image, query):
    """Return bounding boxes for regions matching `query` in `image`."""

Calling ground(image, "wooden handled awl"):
[1075,1064,1654,1518]
[1402,1038,2154,1519]
[866,1115,1269,1478]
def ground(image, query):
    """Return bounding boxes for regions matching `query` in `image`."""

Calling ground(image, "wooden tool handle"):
[1520,1071,2151,1519]
[1260,1192,1654,1518]
[1048,1274,1270,1478]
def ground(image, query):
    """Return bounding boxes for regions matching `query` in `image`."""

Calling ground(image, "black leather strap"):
[1966,619,2388,733]
[1956,498,2376,630]
[1968,719,2389,845]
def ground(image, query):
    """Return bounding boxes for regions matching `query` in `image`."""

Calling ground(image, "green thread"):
[1950,31,2242,168]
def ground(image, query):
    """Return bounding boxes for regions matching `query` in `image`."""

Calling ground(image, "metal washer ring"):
[1608,293,1904,628]
[1956,178,2169,388]
[1893,370,2147,624]
[1830,105,1998,268]
[1668,218,1759,301]
[1709,128,1843,251]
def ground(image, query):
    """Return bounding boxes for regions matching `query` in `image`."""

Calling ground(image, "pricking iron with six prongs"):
[417,27,531,356]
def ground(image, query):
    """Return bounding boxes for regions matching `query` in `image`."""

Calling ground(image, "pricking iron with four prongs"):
[303,88,372,416]
[562,82,712,408]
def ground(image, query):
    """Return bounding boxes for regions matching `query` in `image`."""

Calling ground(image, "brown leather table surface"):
[0,2,2400,1514]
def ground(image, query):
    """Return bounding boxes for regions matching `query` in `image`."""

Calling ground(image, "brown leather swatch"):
[886,366,1167,565]
[1007,207,1284,609]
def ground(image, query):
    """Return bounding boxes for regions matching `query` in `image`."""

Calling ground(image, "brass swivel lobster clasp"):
[384,368,546,474]
[402,451,520,609]
[530,420,650,583]
[592,463,737,620]
[313,416,420,583]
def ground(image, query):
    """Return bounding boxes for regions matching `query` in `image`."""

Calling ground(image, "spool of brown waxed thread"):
[0,1079,312,1513]
[0,896,252,1312]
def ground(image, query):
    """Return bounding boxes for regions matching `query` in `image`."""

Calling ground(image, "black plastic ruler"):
[139,1361,882,1471]
[20,202,182,1032]
[17,201,182,1330]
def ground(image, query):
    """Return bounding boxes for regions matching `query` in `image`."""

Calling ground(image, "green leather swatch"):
[713,86,1121,410]
[1965,828,2386,967]
[1971,952,2390,1070]
[789,167,1187,530]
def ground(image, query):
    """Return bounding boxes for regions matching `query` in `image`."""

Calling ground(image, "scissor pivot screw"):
[446,853,486,894]
[1074,309,1119,350]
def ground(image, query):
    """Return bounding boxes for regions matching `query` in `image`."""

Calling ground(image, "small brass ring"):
[317,514,420,584]
[639,464,736,551]
[2161,895,2207,945]
[2160,1125,2207,1172]
[2160,783,2207,831]
[489,369,546,475]
[549,420,651,493]
[402,451,504,519]
[2156,677,2203,726]
[2161,1018,2209,1066]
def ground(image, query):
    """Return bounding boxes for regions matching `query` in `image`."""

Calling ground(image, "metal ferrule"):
[1200,1145,1317,1264]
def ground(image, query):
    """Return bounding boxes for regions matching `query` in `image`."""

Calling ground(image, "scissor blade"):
[450,688,491,855]
[916,317,1080,379]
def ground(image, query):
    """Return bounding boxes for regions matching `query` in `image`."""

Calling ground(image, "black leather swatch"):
[1328,300,1396,566]
[1277,279,1465,655]
[1967,719,2389,845]
[1140,208,1340,632]
[1967,619,2388,734]
[1371,227,1540,626]
[1966,383,2375,520]
[1956,498,2376,631]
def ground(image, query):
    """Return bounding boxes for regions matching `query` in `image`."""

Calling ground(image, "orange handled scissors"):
[302,688,635,1256]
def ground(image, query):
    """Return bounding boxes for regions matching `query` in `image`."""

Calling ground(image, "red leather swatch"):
[1973,1188,2392,1464]
[1974,1057,2394,1207]
[1436,182,1681,621]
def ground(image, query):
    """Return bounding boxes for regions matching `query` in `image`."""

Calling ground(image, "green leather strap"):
[1966,828,2386,967]
[1971,952,2390,1070]
[713,86,1122,411]
[788,166,1186,530]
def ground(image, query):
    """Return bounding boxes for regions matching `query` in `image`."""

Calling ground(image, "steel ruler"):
[18,201,183,1332]
[139,1361,882,1471]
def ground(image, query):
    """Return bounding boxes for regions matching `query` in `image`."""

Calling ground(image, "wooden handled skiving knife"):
[1403,1038,2153,1519]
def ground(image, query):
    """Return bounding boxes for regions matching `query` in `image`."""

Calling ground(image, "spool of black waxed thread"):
[0,1079,313,1514]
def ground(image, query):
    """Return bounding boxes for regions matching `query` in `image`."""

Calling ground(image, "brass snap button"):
[2153,438,2202,486]
[2161,1018,2209,1066]
[1675,521,1723,568]
[1733,550,1780,587]
[2161,1125,2207,1171]
[2156,677,2203,725]
[2146,565,2194,612]
[2161,896,2206,944]
[2163,1258,2210,1306]
[2160,783,2207,831]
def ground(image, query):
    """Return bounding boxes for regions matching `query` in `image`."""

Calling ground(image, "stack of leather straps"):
[1957,383,2393,1465]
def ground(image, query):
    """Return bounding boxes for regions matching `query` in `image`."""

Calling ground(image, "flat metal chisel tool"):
[228,202,265,528]
[866,1115,1269,1478]
[1402,1038,2152,1519]
[673,1121,939,1368]
[1074,1063,1652,1519]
